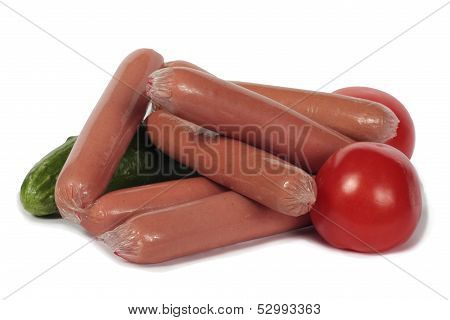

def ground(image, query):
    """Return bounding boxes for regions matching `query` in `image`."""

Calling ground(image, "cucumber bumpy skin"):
[20,129,196,217]
[20,136,77,217]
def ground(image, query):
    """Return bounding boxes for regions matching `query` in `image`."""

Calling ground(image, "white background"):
[0,0,449,318]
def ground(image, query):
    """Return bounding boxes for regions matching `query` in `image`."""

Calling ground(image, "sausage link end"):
[99,222,142,261]
[281,171,317,217]
[147,67,173,106]
[381,109,400,142]
[54,181,88,223]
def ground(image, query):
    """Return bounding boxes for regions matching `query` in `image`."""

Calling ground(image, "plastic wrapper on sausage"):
[164,60,399,143]
[146,110,317,217]
[100,191,312,264]
[146,67,352,174]
[81,177,225,236]
[54,49,164,222]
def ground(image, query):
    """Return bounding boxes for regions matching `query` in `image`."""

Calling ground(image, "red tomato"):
[333,87,415,158]
[311,142,421,253]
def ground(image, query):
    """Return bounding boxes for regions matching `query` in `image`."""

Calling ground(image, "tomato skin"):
[333,87,415,159]
[311,142,421,253]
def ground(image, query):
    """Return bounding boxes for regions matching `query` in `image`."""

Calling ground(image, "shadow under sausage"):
[150,226,315,271]
[96,225,315,271]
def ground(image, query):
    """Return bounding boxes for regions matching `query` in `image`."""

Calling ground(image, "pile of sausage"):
[55,49,400,264]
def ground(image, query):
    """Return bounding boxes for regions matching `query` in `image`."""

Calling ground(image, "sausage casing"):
[82,177,225,236]
[146,110,317,217]
[55,49,164,222]
[164,60,398,142]
[147,67,352,173]
[100,191,311,264]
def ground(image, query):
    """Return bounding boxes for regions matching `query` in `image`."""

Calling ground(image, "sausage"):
[165,60,208,73]
[164,60,399,142]
[146,110,316,217]
[100,191,311,264]
[55,49,164,222]
[82,177,225,236]
[146,67,352,173]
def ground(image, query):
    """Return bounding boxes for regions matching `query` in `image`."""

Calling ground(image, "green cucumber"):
[20,128,195,217]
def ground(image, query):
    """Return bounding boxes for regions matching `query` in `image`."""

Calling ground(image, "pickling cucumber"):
[20,127,195,217]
